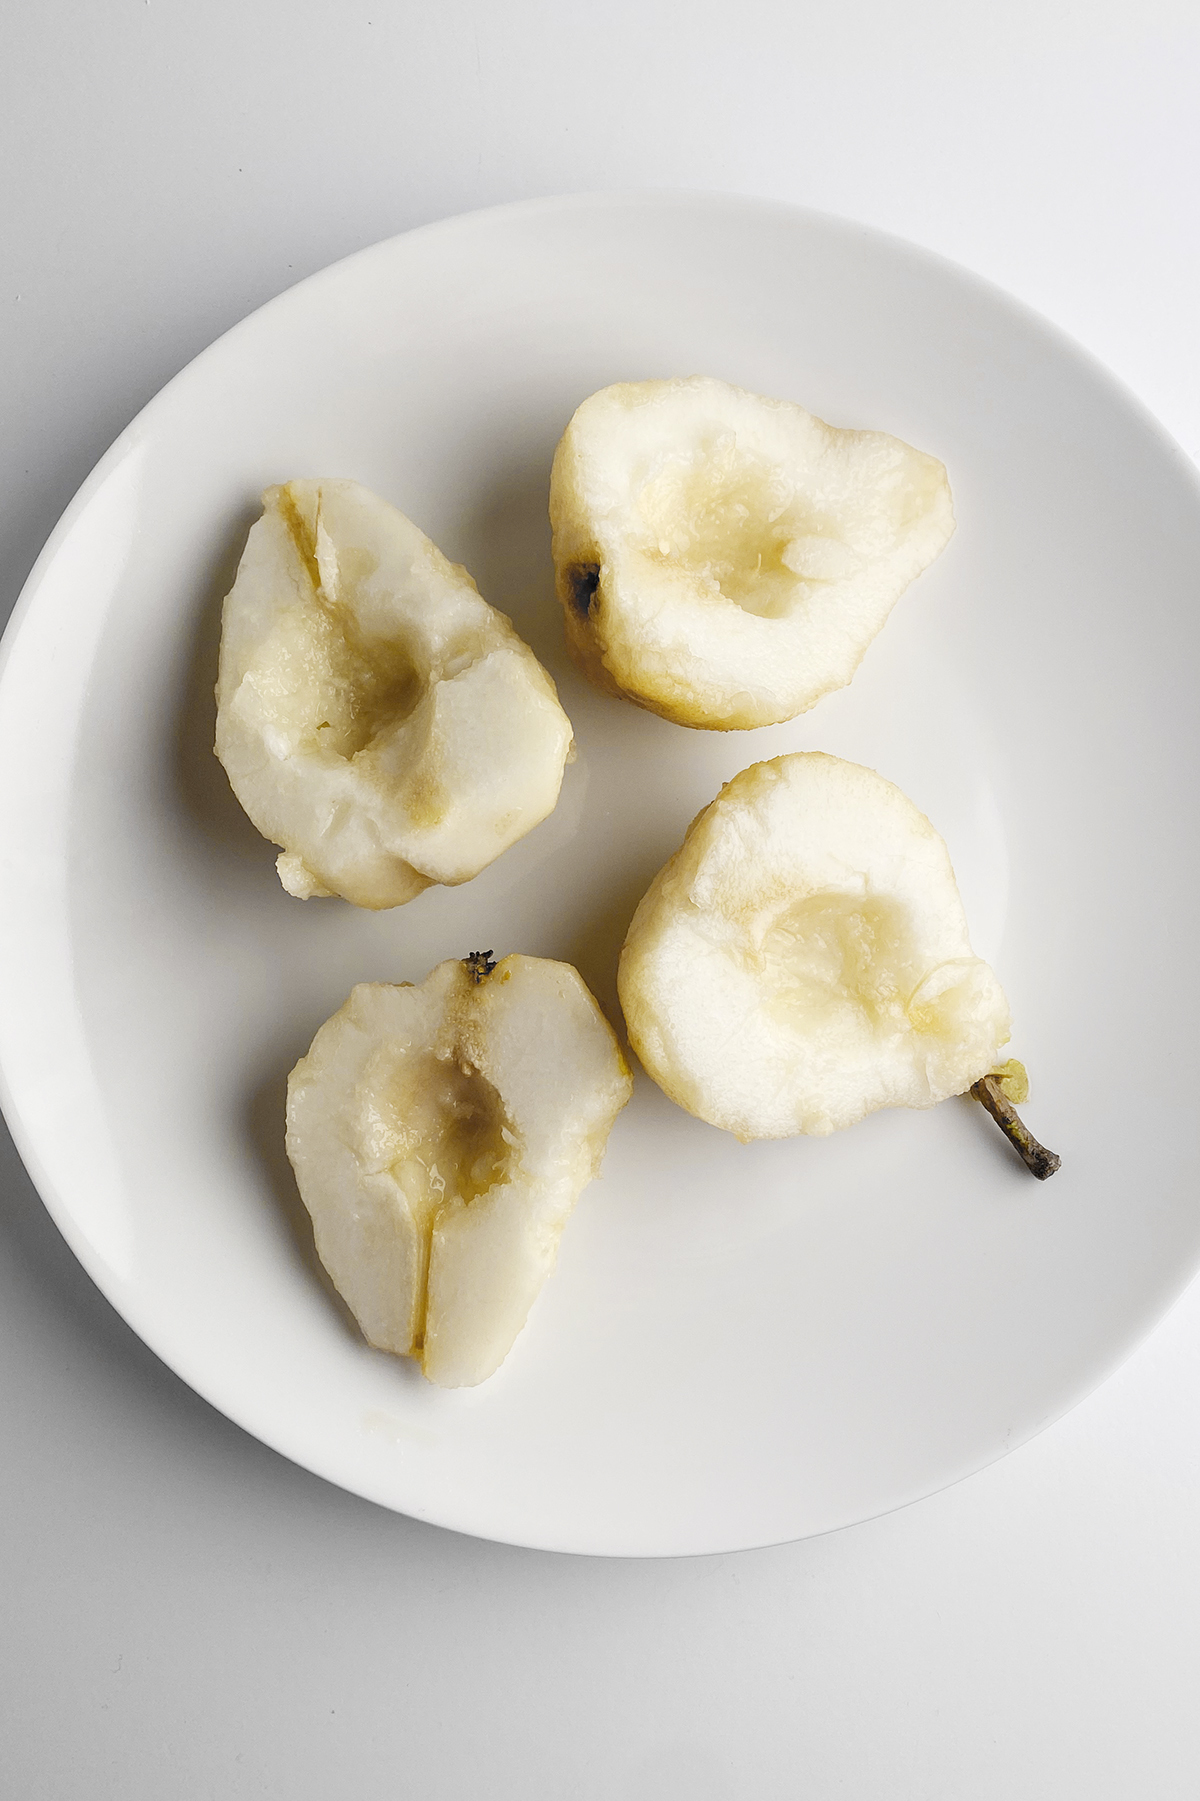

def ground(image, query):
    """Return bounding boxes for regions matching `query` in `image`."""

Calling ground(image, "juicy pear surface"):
[618,754,1010,1140]
[285,956,632,1388]
[216,480,573,909]
[549,377,955,730]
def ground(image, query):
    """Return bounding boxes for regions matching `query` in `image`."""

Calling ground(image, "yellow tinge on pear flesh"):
[286,955,632,1388]
[216,479,574,909]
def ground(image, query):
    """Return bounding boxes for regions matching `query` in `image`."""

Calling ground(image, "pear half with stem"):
[286,954,632,1388]
[619,753,1059,1174]
[550,376,954,730]
[216,479,574,909]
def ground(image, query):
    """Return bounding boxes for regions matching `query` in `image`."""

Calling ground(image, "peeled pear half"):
[550,377,955,730]
[618,754,1011,1142]
[286,954,632,1388]
[216,479,573,909]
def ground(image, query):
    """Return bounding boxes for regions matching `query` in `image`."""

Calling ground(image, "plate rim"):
[3,187,1200,1556]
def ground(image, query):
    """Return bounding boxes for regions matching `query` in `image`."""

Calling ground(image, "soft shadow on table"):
[0,1109,296,1487]
[0,1115,148,1368]
[0,413,152,629]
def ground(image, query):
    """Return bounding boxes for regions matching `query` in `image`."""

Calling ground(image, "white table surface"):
[3,3,1199,1793]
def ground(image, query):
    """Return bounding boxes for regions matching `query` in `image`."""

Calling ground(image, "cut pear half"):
[216,479,574,909]
[550,376,955,730]
[618,753,1017,1142]
[285,954,632,1388]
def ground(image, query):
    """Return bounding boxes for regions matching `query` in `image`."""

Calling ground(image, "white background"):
[3,2,1199,1793]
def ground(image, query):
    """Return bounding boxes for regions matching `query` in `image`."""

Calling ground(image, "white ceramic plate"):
[2,193,1198,1556]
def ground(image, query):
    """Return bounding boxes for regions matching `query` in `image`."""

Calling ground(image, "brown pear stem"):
[970,1074,1061,1180]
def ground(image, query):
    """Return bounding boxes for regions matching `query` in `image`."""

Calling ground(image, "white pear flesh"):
[549,376,955,730]
[215,479,574,909]
[285,956,632,1388]
[618,754,1011,1140]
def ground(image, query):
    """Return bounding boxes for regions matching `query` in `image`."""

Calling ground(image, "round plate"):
[2,193,1197,1556]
